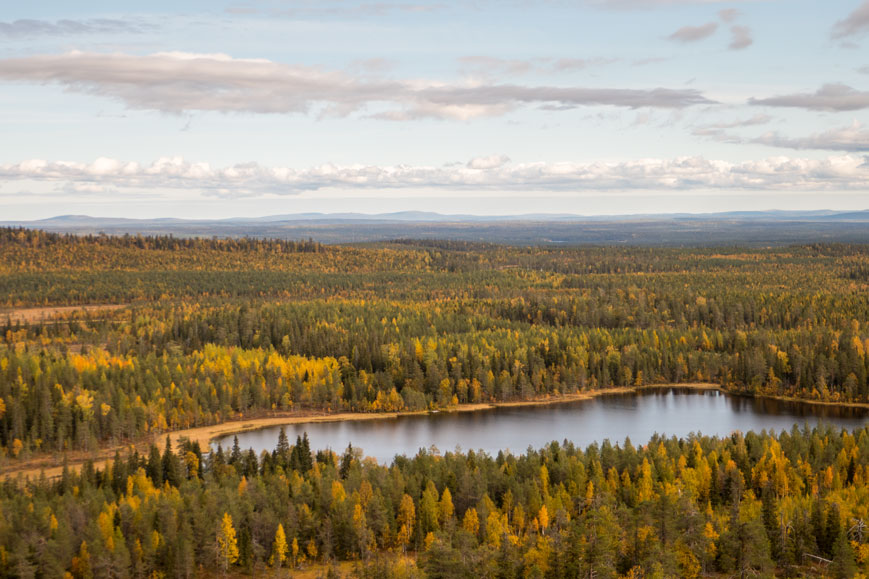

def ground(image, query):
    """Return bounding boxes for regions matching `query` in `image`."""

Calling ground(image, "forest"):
[1,227,869,576]
[1,426,867,577]
[1,229,868,456]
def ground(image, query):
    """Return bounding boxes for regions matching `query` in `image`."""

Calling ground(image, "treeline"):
[1,426,867,577]
[0,227,324,254]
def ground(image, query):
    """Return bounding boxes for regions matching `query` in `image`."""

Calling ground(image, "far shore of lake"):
[4,381,867,481]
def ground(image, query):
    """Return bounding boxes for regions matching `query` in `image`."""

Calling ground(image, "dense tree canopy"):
[2,229,869,456]
[1,426,867,577]
[2,229,869,576]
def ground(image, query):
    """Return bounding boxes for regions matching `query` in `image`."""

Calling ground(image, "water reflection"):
[215,388,868,464]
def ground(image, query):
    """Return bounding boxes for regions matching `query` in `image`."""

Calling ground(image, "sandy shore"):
[730,391,869,411]
[0,394,606,481]
[6,381,867,481]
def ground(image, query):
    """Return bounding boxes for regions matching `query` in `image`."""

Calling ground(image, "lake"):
[213,388,869,464]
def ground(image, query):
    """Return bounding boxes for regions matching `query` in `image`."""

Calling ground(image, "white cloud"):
[467,155,510,170]
[0,51,712,120]
[3,154,869,198]
[749,83,869,111]
[832,0,869,39]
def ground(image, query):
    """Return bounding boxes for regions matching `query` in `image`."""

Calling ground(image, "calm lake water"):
[214,389,869,464]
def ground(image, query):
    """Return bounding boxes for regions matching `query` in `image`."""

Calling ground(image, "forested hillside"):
[2,229,869,457]
[1,426,867,577]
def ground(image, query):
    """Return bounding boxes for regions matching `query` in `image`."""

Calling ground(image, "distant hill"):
[3,210,869,246]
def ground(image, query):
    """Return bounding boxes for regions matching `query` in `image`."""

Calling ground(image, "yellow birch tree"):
[217,512,239,572]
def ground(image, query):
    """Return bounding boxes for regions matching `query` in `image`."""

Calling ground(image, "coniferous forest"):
[1,228,869,577]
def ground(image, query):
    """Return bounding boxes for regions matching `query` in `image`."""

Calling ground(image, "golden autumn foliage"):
[0,426,865,576]
[270,523,288,568]
[4,231,869,458]
[2,230,869,576]
[217,512,238,570]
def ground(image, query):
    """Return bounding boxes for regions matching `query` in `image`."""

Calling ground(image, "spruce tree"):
[830,532,858,579]
[147,445,163,483]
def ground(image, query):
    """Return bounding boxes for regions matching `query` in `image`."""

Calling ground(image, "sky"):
[1,0,868,219]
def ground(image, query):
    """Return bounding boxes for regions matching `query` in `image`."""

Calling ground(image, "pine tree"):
[340,443,354,479]
[301,432,313,472]
[176,520,196,579]
[275,428,290,468]
[823,503,842,558]
[238,524,253,570]
[830,532,857,579]
[162,435,180,486]
[230,436,242,466]
[111,450,127,494]
[761,485,781,559]
[146,445,162,483]
[211,444,226,479]
[290,433,313,473]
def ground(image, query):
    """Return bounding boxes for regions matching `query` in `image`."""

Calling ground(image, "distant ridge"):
[11,209,869,226]
[3,209,869,246]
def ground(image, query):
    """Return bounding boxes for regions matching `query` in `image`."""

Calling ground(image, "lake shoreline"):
[206,383,725,449]
[3,382,867,480]
[0,384,699,480]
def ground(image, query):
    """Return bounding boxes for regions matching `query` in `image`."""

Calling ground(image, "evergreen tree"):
[275,428,290,468]
[761,484,782,559]
[230,436,242,466]
[340,443,354,479]
[162,435,180,486]
[830,532,858,579]
[146,445,163,483]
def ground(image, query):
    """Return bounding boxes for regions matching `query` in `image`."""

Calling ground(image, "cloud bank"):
[753,122,869,152]
[0,51,713,120]
[693,118,869,152]
[0,18,150,38]
[749,84,869,111]
[3,155,869,198]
